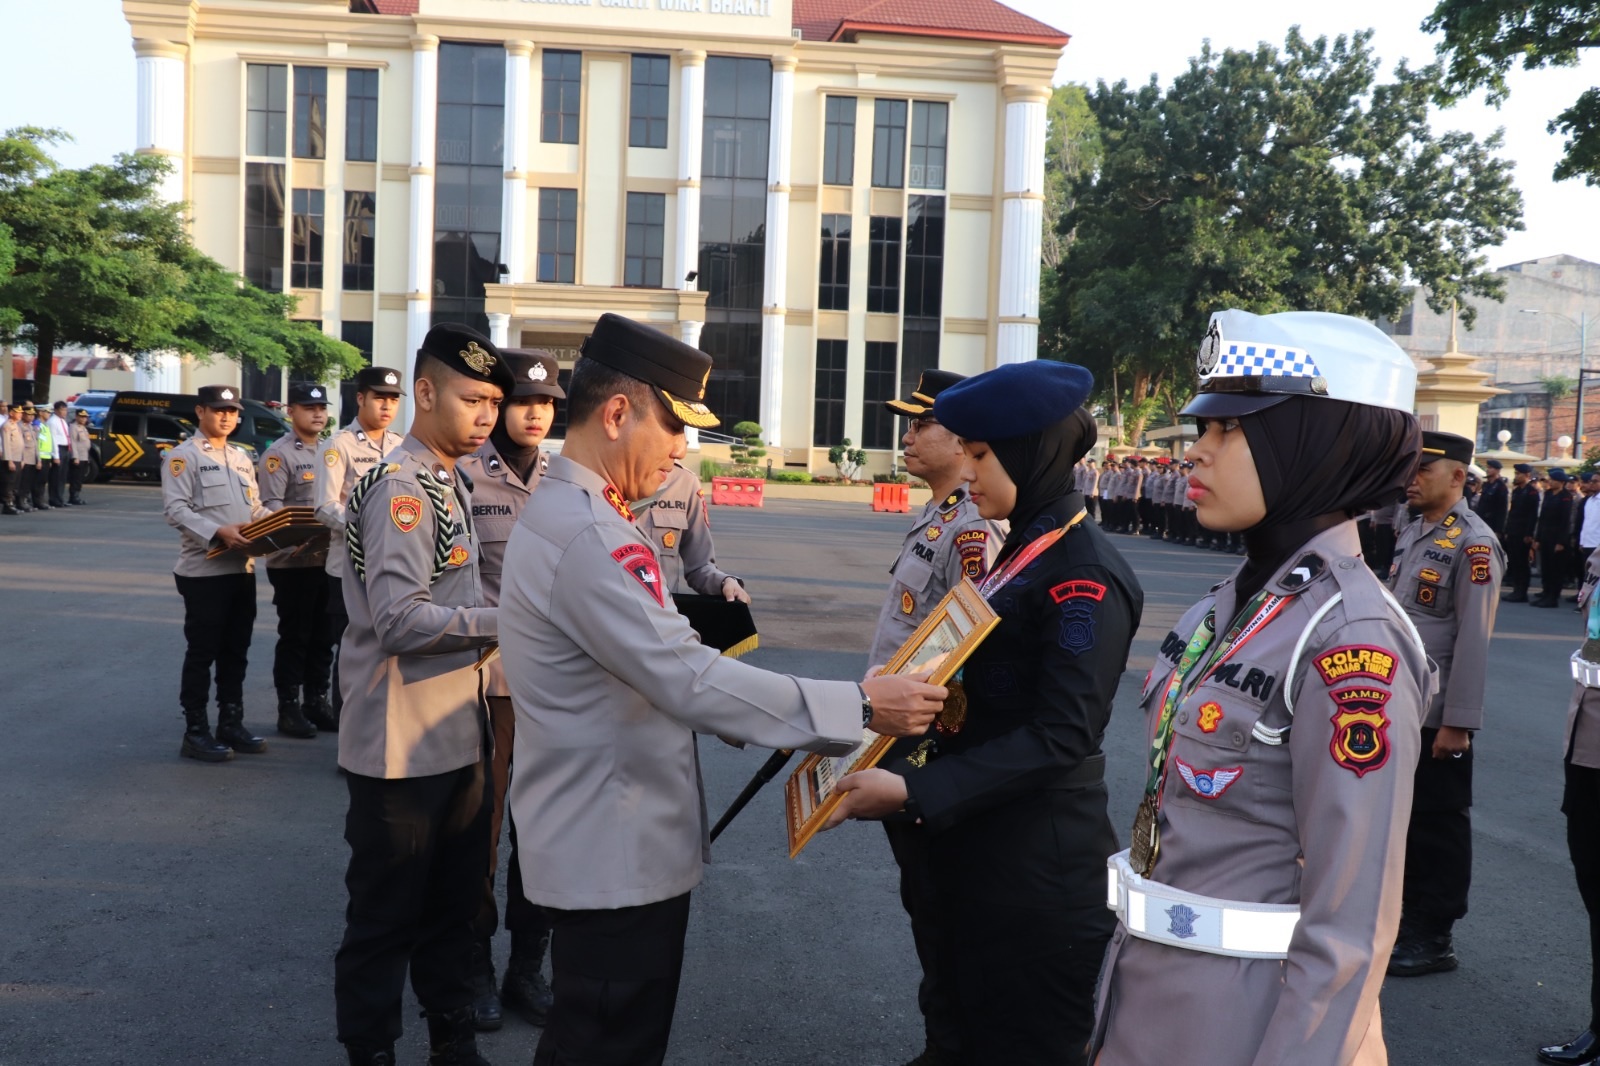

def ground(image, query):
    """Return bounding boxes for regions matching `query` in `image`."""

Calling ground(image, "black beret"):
[932,361,1094,442]
[356,365,406,396]
[288,382,331,405]
[1485,458,1502,469]
[886,369,965,417]
[417,323,515,394]
[1550,468,1573,482]
[1514,463,1533,474]
[502,349,566,400]
[1418,430,1474,465]
[579,313,718,429]
[196,385,243,410]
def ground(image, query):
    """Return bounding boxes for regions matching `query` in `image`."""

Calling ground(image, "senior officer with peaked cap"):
[1093,310,1434,1066]
[498,313,948,1066]
[1386,430,1505,978]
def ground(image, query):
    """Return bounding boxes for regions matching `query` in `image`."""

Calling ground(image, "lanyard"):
[976,509,1086,600]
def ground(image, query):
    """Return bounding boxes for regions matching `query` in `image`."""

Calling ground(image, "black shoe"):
[1503,591,1529,603]
[902,1046,961,1066]
[276,696,317,739]
[468,939,502,1032]
[1,505,15,515]
[1539,1029,1600,1065]
[303,691,339,732]
[424,1005,492,1066]
[215,704,267,754]
[501,933,553,1026]
[345,1043,397,1066]
[180,727,234,762]
[1386,932,1458,976]
[69,497,84,505]
[1533,597,1561,608]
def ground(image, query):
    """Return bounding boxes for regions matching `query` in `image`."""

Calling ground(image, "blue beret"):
[932,361,1094,441]
[1514,463,1533,474]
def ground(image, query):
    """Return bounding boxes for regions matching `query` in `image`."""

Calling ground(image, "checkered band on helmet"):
[1210,342,1322,380]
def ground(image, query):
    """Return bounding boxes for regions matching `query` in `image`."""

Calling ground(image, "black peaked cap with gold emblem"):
[417,323,516,394]
[579,312,719,429]
[886,369,965,418]
[502,348,566,400]
[1418,430,1474,466]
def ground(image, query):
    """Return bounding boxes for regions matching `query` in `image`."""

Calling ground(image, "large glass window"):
[346,68,379,162]
[294,67,328,159]
[818,214,851,311]
[871,99,907,188]
[909,101,947,190]
[538,189,578,284]
[339,321,374,427]
[698,57,771,425]
[246,64,287,157]
[862,341,897,449]
[624,192,666,288]
[823,96,856,186]
[814,339,847,447]
[433,43,504,333]
[343,191,376,291]
[542,51,581,144]
[904,195,944,318]
[244,162,285,290]
[630,55,670,149]
[290,188,324,289]
[867,215,901,314]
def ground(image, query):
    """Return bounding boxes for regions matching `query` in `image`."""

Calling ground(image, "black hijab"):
[490,415,542,484]
[1231,396,1421,604]
[991,407,1098,564]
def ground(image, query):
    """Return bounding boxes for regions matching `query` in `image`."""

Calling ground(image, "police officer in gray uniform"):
[161,385,273,762]
[634,462,749,600]
[68,408,91,504]
[0,400,23,514]
[1386,429,1505,977]
[315,365,405,731]
[869,368,1003,1066]
[1095,311,1433,1066]
[499,313,947,1066]
[258,383,333,739]
[456,348,563,1031]
[17,405,38,513]
[333,324,511,1066]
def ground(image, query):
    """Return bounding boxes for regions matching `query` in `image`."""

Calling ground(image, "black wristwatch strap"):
[859,684,873,728]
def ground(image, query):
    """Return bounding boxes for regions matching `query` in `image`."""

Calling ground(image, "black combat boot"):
[500,930,554,1026]
[303,689,339,732]
[215,703,268,754]
[1386,928,1458,976]
[276,691,316,738]
[424,1005,492,1066]
[468,939,502,1032]
[345,1042,396,1066]
[179,707,233,763]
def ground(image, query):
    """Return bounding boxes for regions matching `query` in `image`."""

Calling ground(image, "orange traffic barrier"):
[872,482,911,513]
[711,476,765,507]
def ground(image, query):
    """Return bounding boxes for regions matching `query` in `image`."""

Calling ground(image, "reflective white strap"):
[1572,653,1600,690]
[1106,850,1300,960]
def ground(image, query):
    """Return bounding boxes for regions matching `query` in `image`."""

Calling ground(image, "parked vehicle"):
[92,391,290,482]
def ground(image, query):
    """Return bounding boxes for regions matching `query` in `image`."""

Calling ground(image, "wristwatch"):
[859,685,873,728]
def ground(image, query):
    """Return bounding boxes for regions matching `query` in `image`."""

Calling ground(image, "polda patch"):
[1314,645,1398,686]
[168,457,186,477]
[1329,686,1392,778]
[390,494,424,534]
[264,455,281,474]
[446,543,469,568]
[612,542,664,606]
[325,449,340,468]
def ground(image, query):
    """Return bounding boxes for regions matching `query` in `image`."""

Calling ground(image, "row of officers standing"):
[155,306,1596,1066]
[1,398,94,513]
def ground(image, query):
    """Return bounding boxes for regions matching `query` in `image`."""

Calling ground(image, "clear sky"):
[3,0,1596,270]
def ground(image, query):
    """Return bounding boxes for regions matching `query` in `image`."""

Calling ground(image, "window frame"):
[246,63,288,158]
[541,50,582,145]
[343,190,376,291]
[623,191,666,288]
[861,341,898,449]
[813,338,848,447]
[871,98,907,189]
[629,54,670,149]
[818,213,852,311]
[345,67,379,162]
[244,161,286,291]
[866,215,902,314]
[909,100,948,190]
[293,66,328,160]
[290,187,325,290]
[538,188,579,284]
[823,96,856,186]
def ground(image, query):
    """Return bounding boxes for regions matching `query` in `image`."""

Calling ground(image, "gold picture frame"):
[784,578,1001,858]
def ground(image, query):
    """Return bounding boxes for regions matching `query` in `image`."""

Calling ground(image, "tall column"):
[758,55,796,445]
[679,320,704,450]
[675,52,706,299]
[487,313,511,348]
[134,39,188,392]
[996,86,1049,365]
[406,36,440,391]
[502,41,533,285]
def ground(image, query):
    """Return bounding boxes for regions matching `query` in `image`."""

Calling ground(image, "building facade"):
[121,0,1065,465]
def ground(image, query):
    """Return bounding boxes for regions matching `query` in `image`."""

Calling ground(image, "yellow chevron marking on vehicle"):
[104,433,144,468]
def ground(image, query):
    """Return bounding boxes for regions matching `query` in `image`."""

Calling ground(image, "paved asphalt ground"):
[0,482,1593,1065]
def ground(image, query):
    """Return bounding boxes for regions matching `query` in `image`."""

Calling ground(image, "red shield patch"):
[446,543,469,568]
[1329,687,1392,778]
[390,495,424,533]
[1198,702,1224,733]
[612,543,664,606]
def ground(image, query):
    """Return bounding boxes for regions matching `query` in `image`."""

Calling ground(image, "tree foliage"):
[1048,29,1525,444]
[1425,0,1600,185]
[0,128,361,402]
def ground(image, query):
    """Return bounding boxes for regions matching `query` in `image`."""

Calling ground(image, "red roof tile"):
[794,0,1067,46]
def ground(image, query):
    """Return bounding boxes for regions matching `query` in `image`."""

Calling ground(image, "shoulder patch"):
[390,494,424,533]
[603,484,636,522]
[325,449,340,468]
[264,455,281,474]
[1314,644,1398,686]
[1059,601,1098,654]
[926,525,944,542]
[1050,579,1107,603]
[612,542,664,605]
[168,457,186,477]
[1329,687,1393,777]
[1174,756,1243,800]
[955,529,987,546]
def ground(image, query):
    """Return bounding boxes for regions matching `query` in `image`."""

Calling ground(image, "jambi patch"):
[1329,687,1392,777]
[612,543,664,606]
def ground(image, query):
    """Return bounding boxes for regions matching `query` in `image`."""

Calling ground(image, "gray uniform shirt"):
[335,436,497,779]
[867,486,1004,669]
[633,463,733,597]
[500,454,863,910]
[70,423,91,463]
[1390,498,1505,731]
[160,437,269,577]
[19,421,36,467]
[457,439,547,699]
[258,434,326,569]
[1096,522,1432,1066]
[316,422,405,581]
[1,418,23,463]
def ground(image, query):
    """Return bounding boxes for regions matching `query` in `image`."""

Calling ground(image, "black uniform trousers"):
[68,458,85,501]
[265,566,333,697]
[474,694,548,942]
[1505,533,1533,593]
[1542,544,1569,601]
[336,762,490,1047]
[1563,759,1600,1031]
[48,451,66,506]
[1402,727,1474,934]
[327,575,348,708]
[173,572,257,711]
[28,462,47,509]
[533,893,693,1066]
[0,460,15,508]
[883,819,963,1058]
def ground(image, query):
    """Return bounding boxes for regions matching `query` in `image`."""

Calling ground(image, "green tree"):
[1039,85,1103,364]
[1049,29,1524,445]
[0,128,360,402]
[1425,0,1600,185]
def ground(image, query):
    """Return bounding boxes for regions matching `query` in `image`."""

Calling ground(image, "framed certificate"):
[784,579,1000,858]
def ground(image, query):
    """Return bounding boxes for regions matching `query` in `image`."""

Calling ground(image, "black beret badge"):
[461,340,497,376]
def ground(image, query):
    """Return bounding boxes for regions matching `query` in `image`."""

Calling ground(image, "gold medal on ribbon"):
[1129,794,1160,876]
[936,680,968,734]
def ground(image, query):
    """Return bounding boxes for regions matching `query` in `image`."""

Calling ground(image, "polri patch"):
[611,542,664,606]
[1329,687,1392,777]
[1050,579,1107,603]
[301,469,316,481]
[961,546,986,581]
[1174,755,1242,800]
[1059,601,1097,655]
[168,457,186,477]
[1315,645,1398,686]
[1198,702,1224,733]
[662,530,677,550]
[901,590,915,615]
[926,525,944,542]
[325,450,340,468]
[1466,543,1492,585]
[390,495,424,533]
[1415,581,1440,608]
[446,543,469,568]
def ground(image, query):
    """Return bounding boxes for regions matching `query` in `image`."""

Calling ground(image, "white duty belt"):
[1572,653,1600,690]
[1106,849,1300,960]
